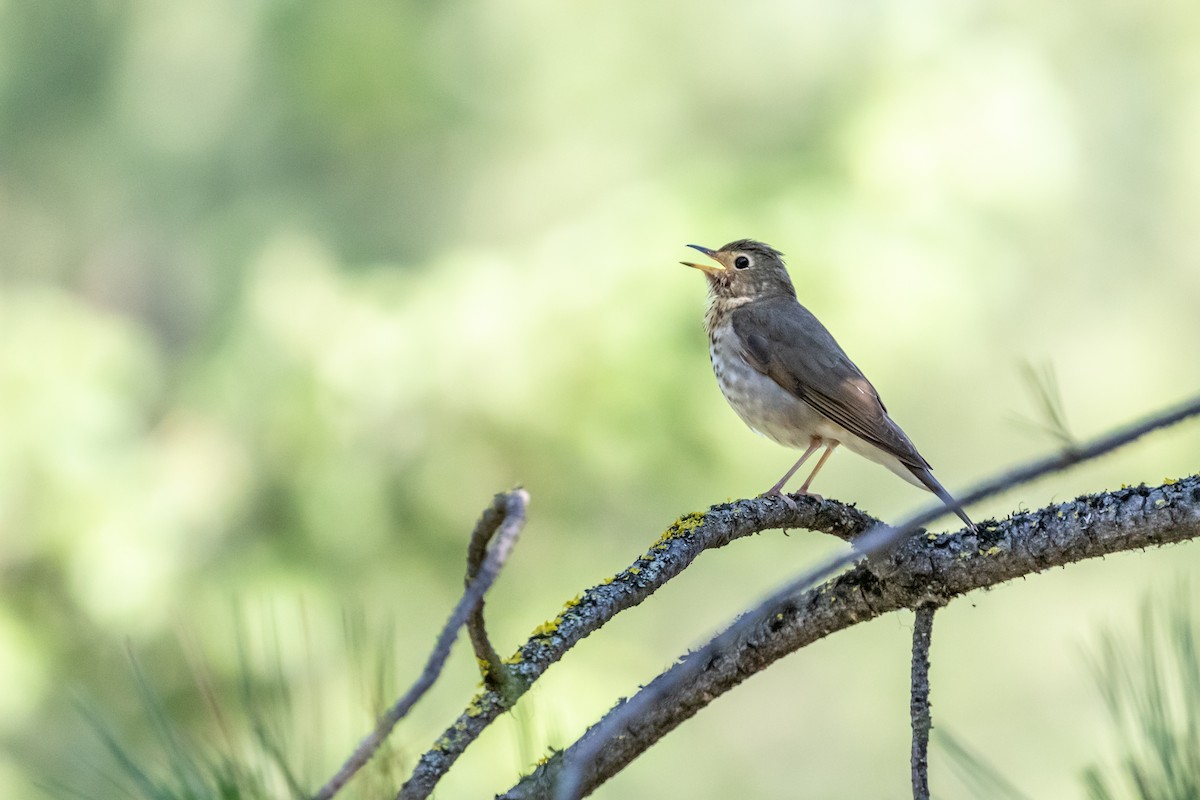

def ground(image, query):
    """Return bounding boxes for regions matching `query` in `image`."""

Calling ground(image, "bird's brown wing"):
[730,296,931,471]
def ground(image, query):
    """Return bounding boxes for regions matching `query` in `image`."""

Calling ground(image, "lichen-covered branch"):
[396,499,880,799]
[387,397,1200,800]
[541,396,1200,800]
[503,476,1200,799]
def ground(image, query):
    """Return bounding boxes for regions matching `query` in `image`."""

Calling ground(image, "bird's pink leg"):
[762,440,821,509]
[796,444,838,500]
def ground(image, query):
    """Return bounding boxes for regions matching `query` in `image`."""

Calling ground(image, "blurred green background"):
[3,0,1199,797]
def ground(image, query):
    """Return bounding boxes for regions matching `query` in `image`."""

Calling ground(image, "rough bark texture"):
[910,605,936,800]
[501,476,1200,799]
[397,497,878,799]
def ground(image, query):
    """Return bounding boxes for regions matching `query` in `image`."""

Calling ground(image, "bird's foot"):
[758,488,797,511]
[759,489,824,511]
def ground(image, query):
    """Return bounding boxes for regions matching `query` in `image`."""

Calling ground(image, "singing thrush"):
[682,239,976,531]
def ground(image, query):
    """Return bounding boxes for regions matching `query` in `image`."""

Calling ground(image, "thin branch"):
[396,497,880,799]
[311,489,528,800]
[911,605,936,800]
[465,497,516,694]
[532,395,1200,800]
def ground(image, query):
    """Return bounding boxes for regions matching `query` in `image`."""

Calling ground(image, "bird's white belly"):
[709,330,842,448]
[707,325,921,486]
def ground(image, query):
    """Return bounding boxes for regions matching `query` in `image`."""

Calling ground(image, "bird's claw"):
[760,489,825,512]
[760,490,799,511]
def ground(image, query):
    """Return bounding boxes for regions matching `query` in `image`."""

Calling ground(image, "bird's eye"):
[734,255,751,270]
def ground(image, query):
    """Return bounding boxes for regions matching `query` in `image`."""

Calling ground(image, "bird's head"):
[681,239,795,301]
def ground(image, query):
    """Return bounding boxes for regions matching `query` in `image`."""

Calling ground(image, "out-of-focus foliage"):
[2,0,1198,797]
[1085,590,1200,800]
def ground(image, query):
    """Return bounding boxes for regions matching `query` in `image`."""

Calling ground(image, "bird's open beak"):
[680,243,727,274]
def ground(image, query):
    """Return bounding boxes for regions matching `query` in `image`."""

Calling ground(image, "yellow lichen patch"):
[1154,498,1168,508]
[530,618,560,638]
[628,567,641,576]
[562,594,582,610]
[465,696,487,717]
[984,546,1002,556]
[1164,477,1179,486]
[599,576,614,586]
[926,533,938,542]
[653,512,707,547]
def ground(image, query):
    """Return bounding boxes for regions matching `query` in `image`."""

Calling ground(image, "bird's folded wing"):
[730,298,930,471]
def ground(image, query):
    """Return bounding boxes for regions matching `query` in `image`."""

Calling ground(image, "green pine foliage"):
[1084,592,1200,800]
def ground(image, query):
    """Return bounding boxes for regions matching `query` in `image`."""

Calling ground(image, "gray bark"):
[397,498,877,800]
[500,477,1200,799]
[911,605,936,800]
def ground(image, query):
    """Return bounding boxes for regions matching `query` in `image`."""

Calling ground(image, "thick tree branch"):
[505,476,1200,799]
[911,605,936,800]
[312,489,528,800]
[396,498,880,799]
[540,396,1200,800]
[385,396,1200,800]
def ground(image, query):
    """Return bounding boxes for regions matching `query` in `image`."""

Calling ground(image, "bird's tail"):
[910,467,977,533]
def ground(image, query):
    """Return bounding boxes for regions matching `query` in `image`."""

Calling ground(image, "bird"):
[681,239,976,532]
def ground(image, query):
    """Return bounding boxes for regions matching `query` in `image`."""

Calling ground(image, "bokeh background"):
[3,0,1199,797]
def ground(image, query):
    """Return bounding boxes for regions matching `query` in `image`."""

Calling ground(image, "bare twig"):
[311,489,528,800]
[911,606,936,800]
[397,497,879,799]
[465,498,516,694]
[538,395,1200,800]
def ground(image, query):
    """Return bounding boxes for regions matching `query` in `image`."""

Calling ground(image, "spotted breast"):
[705,298,849,452]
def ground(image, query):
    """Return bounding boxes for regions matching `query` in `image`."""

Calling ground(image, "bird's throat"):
[703,292,751,335]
